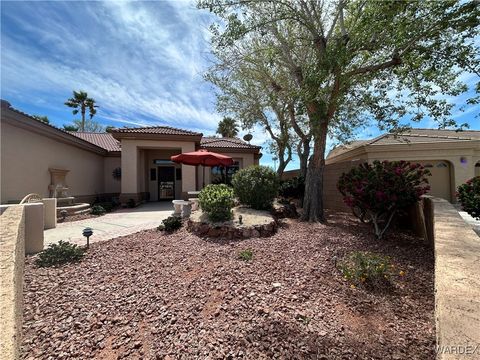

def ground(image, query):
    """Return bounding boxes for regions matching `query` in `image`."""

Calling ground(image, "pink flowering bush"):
[338,160,431,239]
[457,176,480,220]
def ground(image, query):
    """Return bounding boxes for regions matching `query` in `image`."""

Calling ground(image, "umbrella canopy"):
[171,149,234,167]
[171,149,234,188]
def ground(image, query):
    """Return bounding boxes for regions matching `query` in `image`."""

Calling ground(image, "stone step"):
[57,203,91,217]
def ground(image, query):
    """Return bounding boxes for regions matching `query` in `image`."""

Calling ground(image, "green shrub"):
[94,202,115,212]
[337,251,404,288]
[279,176,305,199]
[338,160,430,239]
[199,184,235,222]
[35,240,85,267]
[232,165,279,210]
[457,176,480,220]
[238,249,253,261]
[158,216,182,232]
[90,204,106,215]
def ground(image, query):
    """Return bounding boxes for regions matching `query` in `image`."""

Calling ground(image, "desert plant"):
[198,184,235,222]
[279,176,305,199]
[232,165,279,210]
[90,204,106,216]
[338,160,430,239]
[337,251,403,288]
[457,176,480,220]
[35,240,85,267]
[238,249,253,261]
[158,216,182,232]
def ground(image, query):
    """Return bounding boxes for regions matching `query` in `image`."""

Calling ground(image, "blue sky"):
[1,1,478,171]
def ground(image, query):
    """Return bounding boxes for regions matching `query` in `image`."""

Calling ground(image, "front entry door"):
[158,166,175,200]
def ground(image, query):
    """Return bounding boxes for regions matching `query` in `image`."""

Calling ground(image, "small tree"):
[32,115,50,124]
[198,184,235,222]
[457,176,480,220]
[73,118,104,132]
[338,161,430,239]
[232,165,279,210]
[63,124,79,132]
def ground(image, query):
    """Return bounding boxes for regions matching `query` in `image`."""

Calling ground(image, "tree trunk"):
[81,106,86,132]
[297,138,310,179]
[302,123,328,222]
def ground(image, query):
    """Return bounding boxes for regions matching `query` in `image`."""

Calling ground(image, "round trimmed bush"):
[232,165,279,210]
[457,176,480,220]
[198,184,235,222]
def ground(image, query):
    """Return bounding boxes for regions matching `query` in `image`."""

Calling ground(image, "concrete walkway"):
[454,204,480,237]
[44,202,172,248]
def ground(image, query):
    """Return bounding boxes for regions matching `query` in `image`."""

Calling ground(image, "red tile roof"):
[200,137,261,150]
[111,126,202,136]
[68,132,121,152]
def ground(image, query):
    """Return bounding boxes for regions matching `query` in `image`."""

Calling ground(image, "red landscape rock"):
[22,213,435,359]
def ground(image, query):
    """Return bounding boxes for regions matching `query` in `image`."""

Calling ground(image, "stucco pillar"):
[23,203,44,254]
[42,198,56,229]
[120,141,139,204]
[180,143,196,197]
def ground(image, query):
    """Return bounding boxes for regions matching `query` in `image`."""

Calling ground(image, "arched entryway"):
[475,161,480,177]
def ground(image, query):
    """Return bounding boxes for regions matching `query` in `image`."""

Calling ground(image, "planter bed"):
[22,212,434,359]
[187,207,278,239]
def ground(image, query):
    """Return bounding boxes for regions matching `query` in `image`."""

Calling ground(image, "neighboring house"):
[0,100,261,204]
[326,129,480,202]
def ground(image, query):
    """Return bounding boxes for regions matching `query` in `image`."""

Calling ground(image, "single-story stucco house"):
[325,129,480,202]
[0,100,261,205]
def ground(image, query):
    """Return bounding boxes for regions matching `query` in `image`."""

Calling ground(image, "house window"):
[211,160,241,184]
[176,168,182,180]
[423,163,433,168]
[150,168,157,181]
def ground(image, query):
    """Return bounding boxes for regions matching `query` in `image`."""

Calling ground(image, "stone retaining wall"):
[0,206,25,359]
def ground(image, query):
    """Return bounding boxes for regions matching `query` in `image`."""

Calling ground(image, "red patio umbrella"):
[171,149,234,188]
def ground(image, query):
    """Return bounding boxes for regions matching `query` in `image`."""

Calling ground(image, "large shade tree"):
[200,0,479,222]
[64,91,98,132]
[207,38,311,176]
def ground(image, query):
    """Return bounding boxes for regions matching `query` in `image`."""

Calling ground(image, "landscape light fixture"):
[82,227,93,249]
[238,215,243,225]
[60,209,68,221]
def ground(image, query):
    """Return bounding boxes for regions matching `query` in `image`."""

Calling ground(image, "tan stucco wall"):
[366,147,475,202]
[104,156,121,194]
[1,122,105,203]
[0,206,25,360]
[327,142,479,203]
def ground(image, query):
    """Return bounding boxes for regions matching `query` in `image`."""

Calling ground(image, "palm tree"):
[216,117,239,138]
[64,91,98,132]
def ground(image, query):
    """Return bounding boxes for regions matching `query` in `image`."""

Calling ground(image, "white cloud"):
[1,0,221,132]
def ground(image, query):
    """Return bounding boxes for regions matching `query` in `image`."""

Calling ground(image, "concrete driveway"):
[44,202,173,248]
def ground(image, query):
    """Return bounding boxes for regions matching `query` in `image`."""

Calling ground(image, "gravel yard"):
[22,213,435,359]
